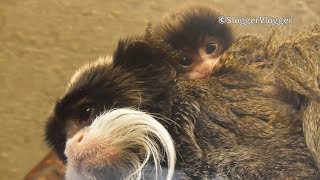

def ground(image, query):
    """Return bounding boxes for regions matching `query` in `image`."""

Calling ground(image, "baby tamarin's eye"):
[179,57,193,67]
[206,42,219,54]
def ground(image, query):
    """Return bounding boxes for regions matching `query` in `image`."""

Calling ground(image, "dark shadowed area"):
[0,0,319,179]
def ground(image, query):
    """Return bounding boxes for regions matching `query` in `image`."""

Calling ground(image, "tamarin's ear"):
[113,39,161,69]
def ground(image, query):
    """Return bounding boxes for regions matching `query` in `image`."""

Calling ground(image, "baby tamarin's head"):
[153,4,234,79]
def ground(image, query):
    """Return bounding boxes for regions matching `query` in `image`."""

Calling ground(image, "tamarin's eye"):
[78,104,95,123]
[206,43,218,54]
[179,57,193,67]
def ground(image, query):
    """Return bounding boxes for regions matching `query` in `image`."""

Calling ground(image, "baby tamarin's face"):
[152,4,234,80]
[179,34,222,79]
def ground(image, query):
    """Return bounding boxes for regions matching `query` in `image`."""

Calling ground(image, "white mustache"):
[65,108,176,180]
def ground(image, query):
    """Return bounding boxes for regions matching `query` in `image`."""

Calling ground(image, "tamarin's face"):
[45,39,180,179]
[151,4,234,80]
[45,39,177,162]
[178,34,223,79]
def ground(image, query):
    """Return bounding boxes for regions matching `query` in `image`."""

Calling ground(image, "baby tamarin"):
[152,4,233,79]
[45,24,320,179]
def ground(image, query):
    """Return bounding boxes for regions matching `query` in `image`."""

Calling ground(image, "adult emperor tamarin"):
[45,18,320,180]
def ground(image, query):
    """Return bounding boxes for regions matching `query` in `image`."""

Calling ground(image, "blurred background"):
[0,0,319,179]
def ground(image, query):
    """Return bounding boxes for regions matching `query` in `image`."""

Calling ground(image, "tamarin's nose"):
[75,130,84,143]
[201,60,215,73]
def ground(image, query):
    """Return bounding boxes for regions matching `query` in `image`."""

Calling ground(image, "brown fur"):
[271,23,320,169]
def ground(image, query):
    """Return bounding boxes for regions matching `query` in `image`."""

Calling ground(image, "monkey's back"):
[166,27,320,178]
